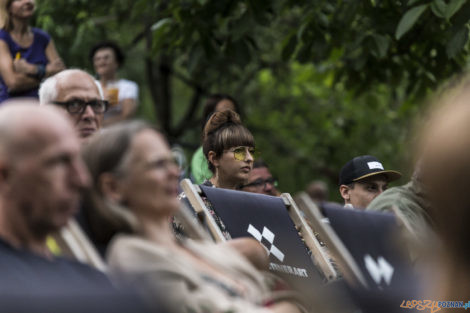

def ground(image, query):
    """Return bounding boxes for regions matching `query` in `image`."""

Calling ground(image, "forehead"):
[55,73,100,102]
[94,48,115,58]
[249,167,272,180]
[128,129,169,162]
[356,174,388,186]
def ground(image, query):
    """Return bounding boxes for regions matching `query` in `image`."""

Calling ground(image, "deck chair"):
[51,219,107,272]
[295,192,416,293]
[180,179,337,290]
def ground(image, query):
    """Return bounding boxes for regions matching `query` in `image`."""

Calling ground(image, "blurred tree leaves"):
[32,0,470,196]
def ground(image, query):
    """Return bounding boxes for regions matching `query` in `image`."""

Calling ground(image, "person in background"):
[338,155,402,209]
[306,180,329,206]
[39,69,107,144]
[90,41,138,125]
[0,0,64,103]
[240,159,280,196]
[190,94,240,184]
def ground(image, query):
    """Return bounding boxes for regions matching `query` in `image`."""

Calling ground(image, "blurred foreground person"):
[416,76,470,305]
[338,155,401,209]
[39,69,107,143]
[0,103,150,313]
[241,159,280,196]
[82,120,306,313]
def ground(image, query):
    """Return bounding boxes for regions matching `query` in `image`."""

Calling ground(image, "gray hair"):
[39,69,104,105]
[81,120,160,245]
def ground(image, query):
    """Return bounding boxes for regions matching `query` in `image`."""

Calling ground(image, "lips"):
[241,166,251,173]
[79,127,96,137]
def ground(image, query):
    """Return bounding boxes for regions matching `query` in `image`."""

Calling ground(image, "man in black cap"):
[338,155,402,209]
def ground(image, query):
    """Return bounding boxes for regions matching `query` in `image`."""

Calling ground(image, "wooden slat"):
[296,192,369,288]
[281,193,337,281]
[180,179,226,243]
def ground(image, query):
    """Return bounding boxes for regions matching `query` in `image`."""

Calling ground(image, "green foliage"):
[32,0,470,197]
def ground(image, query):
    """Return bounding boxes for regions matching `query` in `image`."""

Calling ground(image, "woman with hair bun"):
[202,109,255,189]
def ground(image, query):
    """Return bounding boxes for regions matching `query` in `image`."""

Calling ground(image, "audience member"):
[191,94,240,184]
[0,0,64,103]
[82,120,305,313]
[0,103,149,312]
[90,41,138,125]
[39,69,107,143]
[414,75,470,303]
[338,155,401,209]
[241,159,280,196]
[306,180,329,205]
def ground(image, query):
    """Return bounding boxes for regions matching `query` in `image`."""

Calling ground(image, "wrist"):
[35,64,46,81]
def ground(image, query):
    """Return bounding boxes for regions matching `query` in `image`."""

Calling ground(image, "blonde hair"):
[0,0,13,30]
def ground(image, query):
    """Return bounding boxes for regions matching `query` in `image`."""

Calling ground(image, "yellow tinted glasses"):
[229,146,256,161]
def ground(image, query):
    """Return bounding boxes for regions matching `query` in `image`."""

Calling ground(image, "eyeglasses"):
[52,99,109,115]
[241,177,278,189]
[229,146,256,161]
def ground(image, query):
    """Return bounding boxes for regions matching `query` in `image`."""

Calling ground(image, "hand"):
[13,58,36,75]
[47,58,65,73]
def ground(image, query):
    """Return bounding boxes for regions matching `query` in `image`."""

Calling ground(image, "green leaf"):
[371,34,390,59]
[445,0,466,20]
[281,33,297,61]
[446,26,469,58]
[395,4,429,40]
[431,0,446,18]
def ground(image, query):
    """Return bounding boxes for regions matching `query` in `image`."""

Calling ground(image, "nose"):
[245,149,254,162]
[81,105,96,121]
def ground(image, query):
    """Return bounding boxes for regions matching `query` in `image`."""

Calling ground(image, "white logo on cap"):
[367,161,384,170]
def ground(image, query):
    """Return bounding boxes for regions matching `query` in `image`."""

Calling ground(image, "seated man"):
[240,159,280,196]
[0,103,152,312]
[338,155,401,209]
[39,69,107,143]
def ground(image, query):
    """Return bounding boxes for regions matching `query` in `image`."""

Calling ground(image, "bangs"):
[217,125,255,151]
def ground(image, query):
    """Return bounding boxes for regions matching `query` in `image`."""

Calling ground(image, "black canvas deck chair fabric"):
[295,193,417,292]
[180,179,337,292]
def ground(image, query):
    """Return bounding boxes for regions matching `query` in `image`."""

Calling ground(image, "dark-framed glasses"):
[229,146,256,161]
[52,99,109,115]
[242,177,278,189]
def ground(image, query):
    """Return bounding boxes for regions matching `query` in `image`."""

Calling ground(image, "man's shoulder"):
[367,181,422,212]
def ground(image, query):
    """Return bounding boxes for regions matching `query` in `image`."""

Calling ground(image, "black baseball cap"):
[339,155,402,185]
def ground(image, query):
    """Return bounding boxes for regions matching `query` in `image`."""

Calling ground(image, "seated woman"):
[81,120,305,313]
[177,109,256,239]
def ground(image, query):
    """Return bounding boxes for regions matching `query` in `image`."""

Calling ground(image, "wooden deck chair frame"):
[52,219,107,272]
[174,201,212,242]
[295,192,369,289]
[180,178,337,281]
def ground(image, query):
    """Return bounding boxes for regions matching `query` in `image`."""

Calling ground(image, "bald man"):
[39,69,107,142]
[0,103,152,312]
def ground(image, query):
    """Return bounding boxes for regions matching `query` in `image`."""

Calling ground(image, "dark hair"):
[201,94,240,129]
[81,120,159,246]
[89,41,125,67]
[253,159,268,169]
[202,109,254,173]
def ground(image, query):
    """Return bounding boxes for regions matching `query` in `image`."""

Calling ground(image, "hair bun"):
[203,109,241,139]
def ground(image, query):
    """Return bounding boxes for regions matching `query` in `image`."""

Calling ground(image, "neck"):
[210,174,241,190]
[10,17,30,34]
[99,73,117,86]
[0,201,51,258]
[139,214,179,249]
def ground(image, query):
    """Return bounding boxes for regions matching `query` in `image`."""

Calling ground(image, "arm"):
[103,98,137,126]
[0,40,39,92]
[44,39,65,77]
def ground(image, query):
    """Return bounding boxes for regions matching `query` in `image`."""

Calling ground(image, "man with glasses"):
[240,159,280,196]
[39,69,107,143]
[339,155,402,209]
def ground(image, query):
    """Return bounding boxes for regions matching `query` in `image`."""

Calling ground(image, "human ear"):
[98,173,124,204]
[339,185,350,201]
[207,151,219,168]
